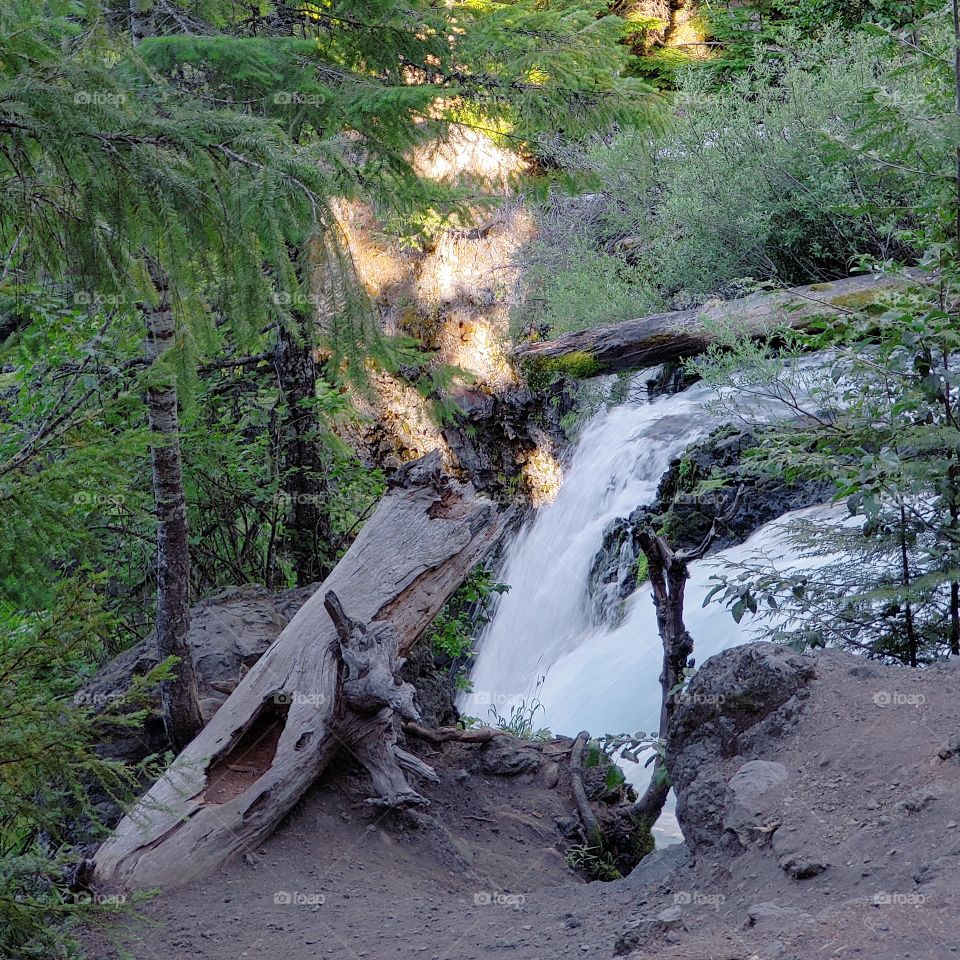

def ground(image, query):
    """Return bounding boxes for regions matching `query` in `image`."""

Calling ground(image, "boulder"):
[667,643,815,850]
[723,760,789,847]
[80,583,317,763]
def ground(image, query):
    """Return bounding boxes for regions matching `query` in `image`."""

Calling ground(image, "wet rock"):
[584,423,831,626]
[653,424,833,555]
[586,517,641,627]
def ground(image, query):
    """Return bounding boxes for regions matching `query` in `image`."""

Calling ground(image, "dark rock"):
[622,843,691,889]
[399,636,459,728]
[895,791,936,814]
[478,738,542,776]
[613,907,685,955]
[585,423,831,625]
[441,383,571,496]
[778,853,829,880]
[555,816,583,841]
[667,643,815,850]
[81,583,317,764]
[586,517,640,627]
[652,424,833,554]
[938,735,960,761]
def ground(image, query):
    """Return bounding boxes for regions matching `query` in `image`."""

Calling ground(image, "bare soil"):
[83,647,960,960]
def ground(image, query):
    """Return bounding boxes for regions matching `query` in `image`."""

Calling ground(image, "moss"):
[676,455,698,492]
[523,350,602,388]
[547,351,603,378]
[630,820,656,862]
[635,554,649,585]
[827,289,884,310]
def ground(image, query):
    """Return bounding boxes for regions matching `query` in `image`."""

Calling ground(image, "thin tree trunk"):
[898,499,918,668]
[274,314,333,585]
[633,535,692,826]
[950,582,960,657]
[632,490,742,827]
[953,0,960,253]
[951,0,960,657]
[143,264,203,749]
[129,0,151,42]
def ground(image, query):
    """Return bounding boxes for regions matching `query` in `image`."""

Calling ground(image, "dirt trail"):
[85,645,960,960]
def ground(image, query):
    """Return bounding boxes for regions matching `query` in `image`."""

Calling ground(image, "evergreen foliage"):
[0,0,655,952]
[690,7,960,666]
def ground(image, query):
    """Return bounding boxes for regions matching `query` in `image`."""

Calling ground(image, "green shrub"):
[518,31,921,335]
[426,567,509,692]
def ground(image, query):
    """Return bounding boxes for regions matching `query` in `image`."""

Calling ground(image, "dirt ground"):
[82,647,960,960]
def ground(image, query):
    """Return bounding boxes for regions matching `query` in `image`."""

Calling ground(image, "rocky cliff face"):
[587,425,832,627]
[610,641,960,959]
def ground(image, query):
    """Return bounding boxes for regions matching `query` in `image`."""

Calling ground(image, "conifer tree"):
[1,0,656,741]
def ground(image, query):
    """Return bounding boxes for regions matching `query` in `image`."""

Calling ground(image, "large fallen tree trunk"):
[93,452,506,891]
[514,271,926,376]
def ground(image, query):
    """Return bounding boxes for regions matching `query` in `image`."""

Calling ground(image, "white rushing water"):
[460,377,836,790]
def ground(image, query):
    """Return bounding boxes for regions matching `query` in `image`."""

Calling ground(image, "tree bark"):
[273,314,334,585]
[93,452,506,891]
[632,530,692,827]
[513,271,924,377]
[632,489,742,826]
[143,264,204,750]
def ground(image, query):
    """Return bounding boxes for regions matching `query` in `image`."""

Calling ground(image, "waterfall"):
[460,377,834,795]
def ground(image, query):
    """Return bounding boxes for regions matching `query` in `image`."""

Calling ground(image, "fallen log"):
[513,271,927,377]
[93,451,506,891]
[401,721,504,745]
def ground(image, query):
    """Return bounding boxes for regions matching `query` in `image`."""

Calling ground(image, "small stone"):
[778,852,829,880]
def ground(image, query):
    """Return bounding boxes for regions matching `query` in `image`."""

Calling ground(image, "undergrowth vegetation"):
[519,30,922,336]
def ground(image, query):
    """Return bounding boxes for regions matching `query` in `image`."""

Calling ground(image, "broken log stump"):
[93,452,506,890]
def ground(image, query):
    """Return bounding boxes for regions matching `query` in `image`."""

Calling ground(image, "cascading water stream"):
[460,376,836,833]
[461,378,720,722]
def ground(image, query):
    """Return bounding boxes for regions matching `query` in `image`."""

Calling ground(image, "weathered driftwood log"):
[93,452,505,891]
[514,271,926,377]
[324,591,439,809]
[401,722,504,745]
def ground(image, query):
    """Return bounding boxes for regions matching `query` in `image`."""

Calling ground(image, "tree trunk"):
[513,271,925,377]
[274,315,334,585]
[143,265,204,750]
[631,490,742,826]
[93,452,506,891]
[632,532,692,827]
